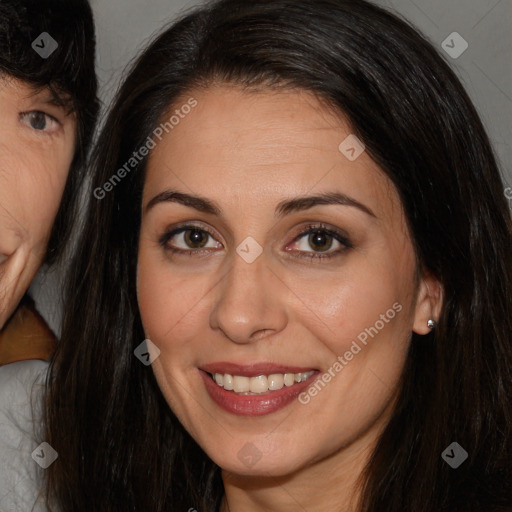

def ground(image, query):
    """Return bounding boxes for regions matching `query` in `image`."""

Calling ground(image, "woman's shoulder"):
[0,359,50,511]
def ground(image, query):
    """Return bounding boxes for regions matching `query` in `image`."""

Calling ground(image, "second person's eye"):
[19,111,60,133]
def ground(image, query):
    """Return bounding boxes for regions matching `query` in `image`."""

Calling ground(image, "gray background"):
[32,0,512,334]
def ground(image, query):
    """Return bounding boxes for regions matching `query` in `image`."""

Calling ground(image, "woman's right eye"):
[160,226,223,254]
[19,111,61,134]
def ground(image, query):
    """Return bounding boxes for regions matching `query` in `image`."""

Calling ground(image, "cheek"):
[137,249,169,339]
[136,244,210,353]
[0,145,71,241]
[36,143,74,215]
[288,259,412,356]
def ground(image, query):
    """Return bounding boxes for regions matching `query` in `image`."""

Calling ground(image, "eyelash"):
[158,223,353,261]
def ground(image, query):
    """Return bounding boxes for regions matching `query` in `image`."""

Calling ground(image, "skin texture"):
[0,76,76,329]
[137,85,443,512]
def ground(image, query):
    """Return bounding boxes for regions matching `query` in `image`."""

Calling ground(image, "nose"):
[209,251,288,344]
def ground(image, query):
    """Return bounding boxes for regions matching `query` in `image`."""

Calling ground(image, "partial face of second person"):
[137,85,441,482]
[0,76,76,328]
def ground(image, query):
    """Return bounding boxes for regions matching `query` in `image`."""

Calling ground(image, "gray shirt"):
[0,360,49,512]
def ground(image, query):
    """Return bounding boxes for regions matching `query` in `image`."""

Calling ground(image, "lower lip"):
[199,370,317,416]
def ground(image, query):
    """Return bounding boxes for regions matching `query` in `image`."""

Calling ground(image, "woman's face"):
[0,77,76,328]
[137,85,438,478]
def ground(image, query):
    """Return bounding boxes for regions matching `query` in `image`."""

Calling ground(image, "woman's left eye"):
[19,111,60,133]
[287,225,353,260]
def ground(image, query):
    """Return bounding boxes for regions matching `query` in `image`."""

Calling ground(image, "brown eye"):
[308,230,333,252]
[184,229,209,248]
[160,225,222,254]
[287,224,353,261]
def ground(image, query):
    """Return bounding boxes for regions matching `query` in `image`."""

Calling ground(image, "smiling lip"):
[199,362,318,416]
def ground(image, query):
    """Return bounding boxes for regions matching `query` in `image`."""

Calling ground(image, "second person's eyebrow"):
[145,190,376,218]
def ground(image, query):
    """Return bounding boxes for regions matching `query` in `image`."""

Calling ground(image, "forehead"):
[144,85,402,223]
[0,75,73,111]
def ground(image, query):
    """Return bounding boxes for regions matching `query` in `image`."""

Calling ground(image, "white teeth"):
[250,375,268,393]
[284,373,295,386]
[294,372,310,383]
[268,374,284,390]
[211,370,314,394]
[223,374,234,390]
[233,375,250,393]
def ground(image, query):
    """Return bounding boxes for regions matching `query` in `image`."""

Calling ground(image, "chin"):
[210,445,310,479]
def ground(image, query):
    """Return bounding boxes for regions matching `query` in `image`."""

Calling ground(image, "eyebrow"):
[146,190,376,218]
[28,87,73,111]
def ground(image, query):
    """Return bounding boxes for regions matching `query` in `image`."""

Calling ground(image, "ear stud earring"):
[427,319,437,329]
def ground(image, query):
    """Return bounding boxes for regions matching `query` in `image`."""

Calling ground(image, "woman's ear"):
[412,271,443,335]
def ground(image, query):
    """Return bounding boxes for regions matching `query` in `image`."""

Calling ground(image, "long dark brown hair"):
[43,0,512,510]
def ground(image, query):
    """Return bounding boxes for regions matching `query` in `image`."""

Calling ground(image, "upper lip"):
[200,362,317,377]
